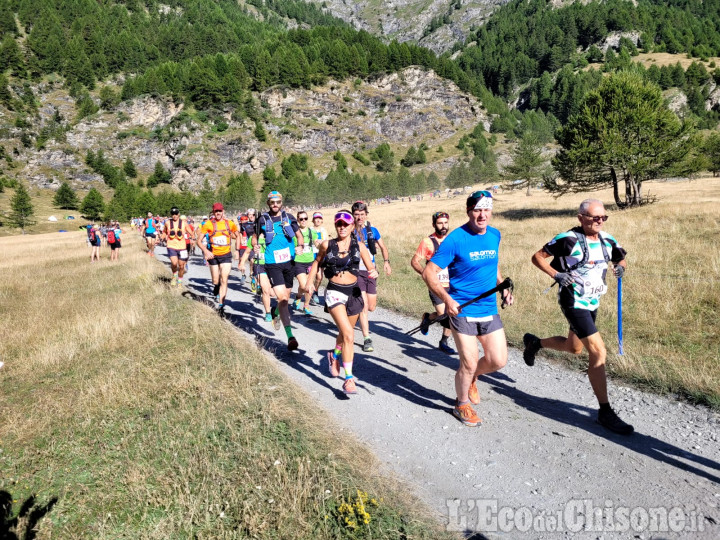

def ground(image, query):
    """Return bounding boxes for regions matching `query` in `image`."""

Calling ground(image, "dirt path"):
[171,250,719,539]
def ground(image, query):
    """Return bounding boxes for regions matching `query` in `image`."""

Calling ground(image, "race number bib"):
[325,288,349,308]
[212,235,229,247]
[437,268,450,284]
[583,273,607,297]
[274,247,291,263]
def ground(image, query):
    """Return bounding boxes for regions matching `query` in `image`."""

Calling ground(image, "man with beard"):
[411,211,455,354]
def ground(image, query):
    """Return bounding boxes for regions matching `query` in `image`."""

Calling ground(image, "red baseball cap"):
[212,203,224,212]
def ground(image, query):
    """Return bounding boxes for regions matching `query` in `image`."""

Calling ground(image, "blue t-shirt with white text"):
[430,224,501,318]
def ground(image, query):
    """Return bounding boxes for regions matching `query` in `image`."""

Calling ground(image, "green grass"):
[0,232,454,539]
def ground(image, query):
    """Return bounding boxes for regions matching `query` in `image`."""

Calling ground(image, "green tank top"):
[293,227,315,263]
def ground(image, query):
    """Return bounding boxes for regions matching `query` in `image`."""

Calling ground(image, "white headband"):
[473,197,493,210]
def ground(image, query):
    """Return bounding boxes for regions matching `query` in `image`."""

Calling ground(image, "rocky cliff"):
[311,0,509,53]
[4,67,488,192]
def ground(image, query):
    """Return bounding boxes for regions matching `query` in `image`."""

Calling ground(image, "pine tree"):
[81,188,106,220]
[123,157,138,178]
[53,181,80,209]
[9,184,36,232]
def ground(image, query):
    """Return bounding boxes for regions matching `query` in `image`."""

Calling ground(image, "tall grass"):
[367,178,720,408]
[0,232,453,538]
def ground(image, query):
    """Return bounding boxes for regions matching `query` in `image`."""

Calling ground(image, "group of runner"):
[138,189,633,436]
[85,221,123,262]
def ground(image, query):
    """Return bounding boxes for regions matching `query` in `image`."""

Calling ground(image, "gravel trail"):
[170,250,719,539]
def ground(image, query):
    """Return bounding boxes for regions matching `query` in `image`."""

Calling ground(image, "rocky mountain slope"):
[310,0,510,53]
[7,68,487,192]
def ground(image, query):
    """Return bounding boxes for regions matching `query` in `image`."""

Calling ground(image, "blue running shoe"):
[438,340,455,355]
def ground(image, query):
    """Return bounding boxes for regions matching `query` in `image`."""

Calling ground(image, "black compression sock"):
[213,283,220,296]
[440,336,449,344]
[599,402,612,412]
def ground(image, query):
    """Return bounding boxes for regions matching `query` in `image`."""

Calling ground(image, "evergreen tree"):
[9,184,36,231]
[552,72,696,207]
[702,132,720,176]
[53,181,80,209]
[502,134,550,195]
[80,188,106,220]
[146,161,172,188]
[123,157,137,178]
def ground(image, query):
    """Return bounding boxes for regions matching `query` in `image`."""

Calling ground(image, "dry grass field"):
[362,177,720,408]
[0,232,452,538]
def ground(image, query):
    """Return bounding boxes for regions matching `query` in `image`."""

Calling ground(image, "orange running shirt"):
[200,219,238,256]
[415,234,450,287]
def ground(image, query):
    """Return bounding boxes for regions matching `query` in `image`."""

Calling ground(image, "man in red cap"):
[198,202,241,312]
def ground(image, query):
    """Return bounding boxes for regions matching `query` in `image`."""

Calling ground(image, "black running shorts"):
[266,261,294,289]
[357,270,377,295]
[561,306,599,339]
[208,252,233,266]
[324,280,364,316]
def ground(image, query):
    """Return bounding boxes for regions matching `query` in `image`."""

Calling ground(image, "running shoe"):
[468,380,480,405]
[438,340,455,355]
[264,312,272,323]
[362,338,374,352]
[327,351,340,377]
[303,307,312,316]
[597,407,634,435]
[250,276,257,293]
[342,377,357,394]
[288,336,299,351]
[294,298,303,311]
[214,295,220,304]
[420,312,431,336]
[271,306,281,330]
[523,333,542,367]
[240,274,246,285]
[311,293,321,306]
[453,402,481,427]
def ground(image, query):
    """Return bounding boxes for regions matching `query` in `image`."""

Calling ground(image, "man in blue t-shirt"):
[252,191,305,351]
[143,212,157,257]
[351,201,392,353]
[424,190,514,427]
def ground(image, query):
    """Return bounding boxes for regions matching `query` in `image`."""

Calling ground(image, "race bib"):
[179,250,188,260]
[325,288,348,307]
[274,247,291,263]
[437,268,450,284]
[582,272,607,297]
[212,235,229,246]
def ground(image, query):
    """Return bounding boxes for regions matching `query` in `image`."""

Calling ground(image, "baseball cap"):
[267,190,282,201]
[170,207,180,215]
[312,212,323,219]
[212,202,224,212]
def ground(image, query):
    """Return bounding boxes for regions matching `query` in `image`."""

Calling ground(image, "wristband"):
[385,259,390,263]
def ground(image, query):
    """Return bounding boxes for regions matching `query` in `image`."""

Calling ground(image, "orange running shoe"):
[453,402,481,427]
[342,377,357,394]
[468,380,480,405]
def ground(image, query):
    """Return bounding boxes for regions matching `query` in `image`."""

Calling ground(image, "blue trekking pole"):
[617,276,624,355]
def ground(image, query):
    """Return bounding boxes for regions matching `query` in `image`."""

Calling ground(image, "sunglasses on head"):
[470,190,493,199]
[335,212,353,225]
[433,211,449,220]
[582,214,609,223]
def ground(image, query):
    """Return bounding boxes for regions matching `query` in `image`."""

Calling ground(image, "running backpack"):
[211,219,231,245]
[322,235,361,278]
[260,211,295,244]
[89,229,97,243]
[558,228,611,272]
[361,222,377,255]
[107,229,116,243]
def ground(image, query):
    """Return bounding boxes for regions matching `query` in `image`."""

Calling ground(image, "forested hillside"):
[3,0,720,223]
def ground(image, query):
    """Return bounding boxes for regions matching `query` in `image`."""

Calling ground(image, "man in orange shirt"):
[198,202,241,312]
[163,207,191,288]
[411,211,455,354]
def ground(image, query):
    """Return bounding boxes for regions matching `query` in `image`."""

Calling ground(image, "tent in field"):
[48,215,58,222]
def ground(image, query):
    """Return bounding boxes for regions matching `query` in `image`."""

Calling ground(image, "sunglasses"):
[335,212,354,224]
[470,190,493,199]
[298,217,308,221]
[582,214,609,223]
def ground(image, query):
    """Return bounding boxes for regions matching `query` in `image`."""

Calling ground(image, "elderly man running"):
[423,191,513,427]
[523,199,633,435]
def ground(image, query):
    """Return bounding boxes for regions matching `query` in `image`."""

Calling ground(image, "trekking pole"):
[617,276,624,355]
[406,278,513,335]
